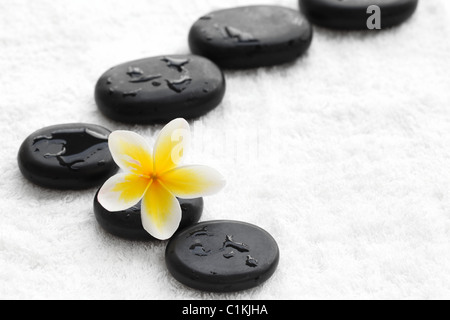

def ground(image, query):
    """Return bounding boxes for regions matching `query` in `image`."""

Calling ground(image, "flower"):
[98,118,225,240]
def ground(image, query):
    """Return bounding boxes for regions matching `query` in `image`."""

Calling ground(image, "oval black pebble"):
[188,5,313,69]
[95,55,226,124]
[299,0,419,30]
[93,189,204,241]
[165,220,279,292]
[18,123,118,190]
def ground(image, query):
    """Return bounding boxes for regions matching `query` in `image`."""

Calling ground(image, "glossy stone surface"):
[299,0,419,30]
[93,189,204,241]
[188,5,313,69]
[165,220,279,292]
[18,124,118,190]
[95,55,226,124]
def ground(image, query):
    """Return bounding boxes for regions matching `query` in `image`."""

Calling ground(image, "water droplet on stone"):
[166,76,192,93]
[44,146,66,159]
[129,74,162,84]
[189,243,211,256]
[161,57,190,72]
[223,251,235,259]
[85,128,109,140]
[246,255,258,268]
[32,128,109,171]
[127,66,144,77]
[188,226,214,238]
[122,89,142,97]
[225,26,258,43]
[97,160,106,166]
[222,235,250,253]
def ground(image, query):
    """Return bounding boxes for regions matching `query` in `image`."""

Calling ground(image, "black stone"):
[299,0,419,30]
[165,220,279,292]
[18,124,118,190]
[95,55,226,124]
[188,5,313,69]
[93,189,204,241]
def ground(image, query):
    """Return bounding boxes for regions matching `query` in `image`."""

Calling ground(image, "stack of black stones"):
[17,1,419,293]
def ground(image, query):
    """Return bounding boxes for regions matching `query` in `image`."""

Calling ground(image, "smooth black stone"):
[299,0,419,30]
[165,220,279,292]
[18,124,118,190]
[93,189,204,241]
[95,55,226,124]
[188,5,313,69]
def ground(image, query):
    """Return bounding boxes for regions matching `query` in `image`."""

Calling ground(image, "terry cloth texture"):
[1,0,450,300]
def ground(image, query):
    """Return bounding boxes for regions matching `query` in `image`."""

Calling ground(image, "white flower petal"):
[141,180,182,240]
[98,173,150,212]
[109,131,153,175]
[160,165,226,199]
[153,118,191,174]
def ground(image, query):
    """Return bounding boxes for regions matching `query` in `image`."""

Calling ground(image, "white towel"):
[1,0,449,300]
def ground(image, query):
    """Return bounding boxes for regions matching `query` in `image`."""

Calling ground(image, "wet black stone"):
[188,5,313,69]
[165,220,279,292]
[95,55,226,124]
[299,0,419,30]
[18,124,118,190]
[93,189,204,241]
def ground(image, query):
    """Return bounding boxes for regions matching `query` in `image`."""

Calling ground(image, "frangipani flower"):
[98,118,225,240]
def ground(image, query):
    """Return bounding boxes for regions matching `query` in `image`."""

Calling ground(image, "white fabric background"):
[1,0,450,300]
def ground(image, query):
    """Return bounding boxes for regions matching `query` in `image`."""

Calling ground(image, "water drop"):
[44,146,66,158]
[129,74,162,84]
[161,57,190,72]
[246,255,258,268]
[166,76,192,93]
[85,128,109,140]
[189,243,211,256]
[122,89,142,97]
[223,251,235,259]
[127,66,144,77]
[222,235,250,253]
[33,135,53,143]
[97,160,106,167]
[188,226,213,238]
[32,128,109,171]
[69,160,85,171]
[214,23,228,38]
[225,26,258,43]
